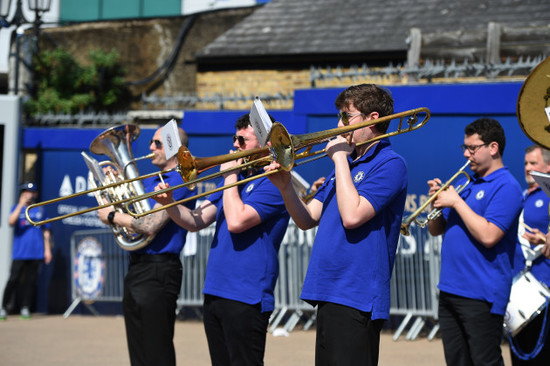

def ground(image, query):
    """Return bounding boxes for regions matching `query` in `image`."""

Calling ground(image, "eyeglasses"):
[337,112,364,126]
[232,135,247,146]
[461,143,488,154]
[150,139,162,148]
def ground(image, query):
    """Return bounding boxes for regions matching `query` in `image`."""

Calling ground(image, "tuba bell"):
[83,124,155,251]
[517,56,550,149]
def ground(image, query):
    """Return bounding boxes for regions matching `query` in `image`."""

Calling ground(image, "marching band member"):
[153,114,289,366]
[427,118,523,366]
[266,84,408,366]
[510,144,550,365]
[97,126,196,366]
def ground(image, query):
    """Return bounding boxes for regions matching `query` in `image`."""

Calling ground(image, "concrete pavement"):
[0,314,513,365]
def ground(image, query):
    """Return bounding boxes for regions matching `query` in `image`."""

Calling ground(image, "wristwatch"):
[107,211,117,225]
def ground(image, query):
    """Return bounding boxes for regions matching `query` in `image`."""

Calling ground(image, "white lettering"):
[58,205,105,227]
[196,182,217,195]
[418,194,430,214]
[405,194,418,212]
[59,175,74,197]
[75,176,87,193]
[405,193,432,214]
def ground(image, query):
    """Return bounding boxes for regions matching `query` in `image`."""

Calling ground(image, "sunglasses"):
[232,135,247,146]
[337,112,364,126]
[150,139,162,148]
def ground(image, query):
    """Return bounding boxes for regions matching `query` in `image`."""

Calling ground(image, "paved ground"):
[0,314,513,365]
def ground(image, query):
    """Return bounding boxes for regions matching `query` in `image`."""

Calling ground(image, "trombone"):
[400,160,471,236]
[123,107,431,218]
[24,146,270,226]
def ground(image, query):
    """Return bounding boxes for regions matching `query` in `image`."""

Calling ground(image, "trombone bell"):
[269,122,295,171]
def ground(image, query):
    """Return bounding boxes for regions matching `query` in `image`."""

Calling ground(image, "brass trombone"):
[400,160,471,236]
[24,146,271,226]
[123,107,431,218]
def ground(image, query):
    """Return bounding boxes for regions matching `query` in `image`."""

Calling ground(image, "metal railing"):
[391,224,442,340]
[65,221,442,340]
[310,56,544,85]
[141,92,294,110]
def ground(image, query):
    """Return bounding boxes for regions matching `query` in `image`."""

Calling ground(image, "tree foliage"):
[25,48,131,115]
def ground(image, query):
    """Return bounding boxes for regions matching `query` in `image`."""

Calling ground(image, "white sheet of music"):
[249,97,273,147]
[530,170,550,198]
[160,119,182,160]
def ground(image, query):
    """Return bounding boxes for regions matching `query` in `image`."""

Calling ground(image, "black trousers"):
[315,301,384,366]
[439,291,505,366]
[203,294,271,366]
[2,259,41,311]
[510,309,550,365]
[123,254,182,366]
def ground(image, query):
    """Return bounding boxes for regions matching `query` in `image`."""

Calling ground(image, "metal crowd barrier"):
[65,222,442,340]
[391,223,442,340]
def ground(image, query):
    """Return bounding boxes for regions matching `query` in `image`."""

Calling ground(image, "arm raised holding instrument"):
[98,201,170,236]
[426,177,446,236]
[153,183,217,232]
[265,158,323,231]
[327,129,378,229]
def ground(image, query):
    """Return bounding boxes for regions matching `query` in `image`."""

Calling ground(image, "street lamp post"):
[0,0,51,95]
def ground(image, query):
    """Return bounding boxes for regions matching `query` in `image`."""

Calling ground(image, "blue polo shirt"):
[137,170,196,255]
[438,167,522,315]
[513,187,550,286]
[203,173,289,312]
[300,138,408,320]
[11,205,51,260]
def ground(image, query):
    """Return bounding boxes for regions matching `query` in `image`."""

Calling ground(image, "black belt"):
[129,253,180,264]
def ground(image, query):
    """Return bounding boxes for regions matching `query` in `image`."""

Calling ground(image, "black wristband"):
[107,211,116,225]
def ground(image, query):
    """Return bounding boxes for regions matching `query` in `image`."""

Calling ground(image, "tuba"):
[517,56,550,149]
[82,124,155,251]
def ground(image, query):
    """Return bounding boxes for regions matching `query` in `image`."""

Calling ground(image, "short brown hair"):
[334,84,394,133]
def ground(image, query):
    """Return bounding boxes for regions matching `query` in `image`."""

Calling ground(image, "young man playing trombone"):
[427,118,523,366]
[266,84,408,366]
[153,114,289,366]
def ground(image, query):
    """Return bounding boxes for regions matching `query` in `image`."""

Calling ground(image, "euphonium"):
[83,124,155,251]
[400,160,471,236]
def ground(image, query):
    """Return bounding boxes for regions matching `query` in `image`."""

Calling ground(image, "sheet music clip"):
[530,171,550,199]
[161,119,182,160]
[81,151,106,186]
[249,97,273,147]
